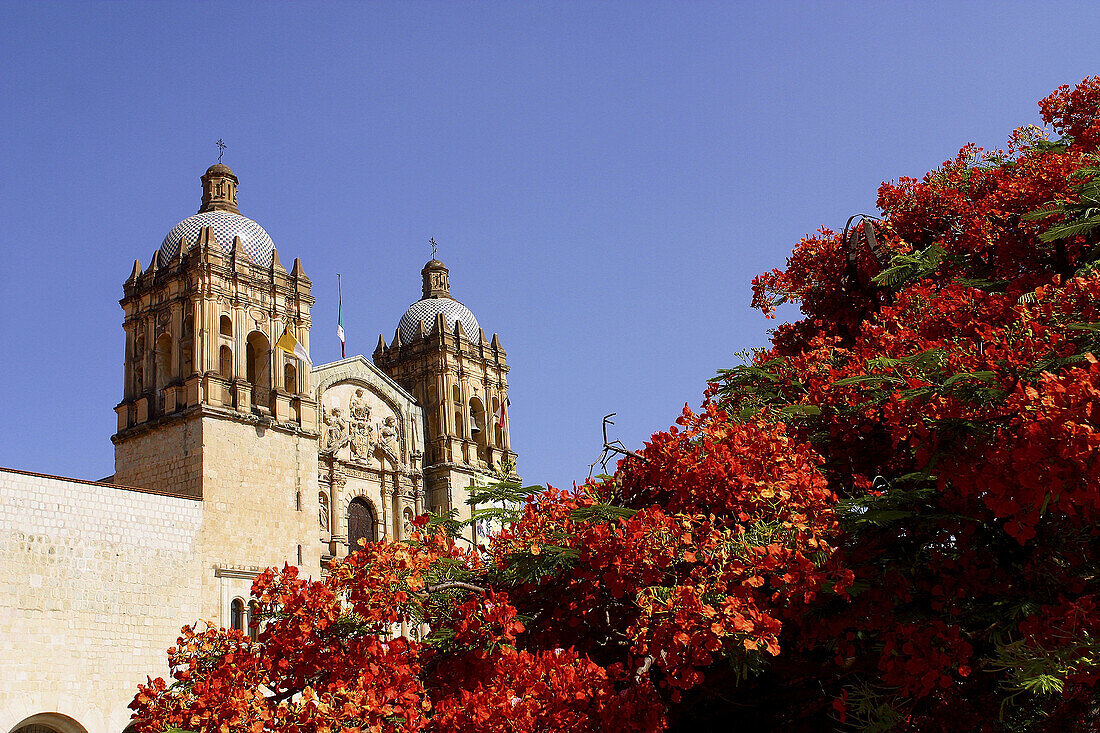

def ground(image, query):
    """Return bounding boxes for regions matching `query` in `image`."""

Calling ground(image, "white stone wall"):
[0,469,204,733]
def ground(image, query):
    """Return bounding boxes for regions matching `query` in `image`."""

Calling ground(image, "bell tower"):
[113,163,318,494]
[374,256,518,534]
[111,163,321,610]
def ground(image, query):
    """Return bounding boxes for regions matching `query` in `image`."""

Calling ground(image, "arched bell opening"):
[469,396,488,462]
[180,310,194,377]
[451,384,465,439]
[284,361,298,394]
[219,344,233,380]
[245,330,272,409]
[154,332,173,414]
[492,396,504,450]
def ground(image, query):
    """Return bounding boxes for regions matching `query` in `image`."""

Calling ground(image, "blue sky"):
[1,1,1098,488]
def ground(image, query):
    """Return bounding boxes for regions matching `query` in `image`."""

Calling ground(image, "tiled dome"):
[398,298,480,343]
[159,211,275,264]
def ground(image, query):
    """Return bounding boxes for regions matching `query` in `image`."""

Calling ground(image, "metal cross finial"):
[429,237,438,258]
[216,139,227,162]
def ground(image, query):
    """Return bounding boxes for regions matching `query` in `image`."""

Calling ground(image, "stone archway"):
[9,713,89,733]
[347,495,378,552]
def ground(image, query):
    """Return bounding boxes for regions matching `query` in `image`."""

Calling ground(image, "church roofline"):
[312,354,419,406]
[0,465,202,502]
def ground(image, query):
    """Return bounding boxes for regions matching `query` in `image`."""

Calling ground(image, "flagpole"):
[337,273,345,358]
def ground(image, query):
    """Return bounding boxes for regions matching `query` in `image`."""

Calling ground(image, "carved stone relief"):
[322,406,350,454]
[320,382,405,468]
[348,389,374,459]
[318,491,330,531]
[133,334,145,393]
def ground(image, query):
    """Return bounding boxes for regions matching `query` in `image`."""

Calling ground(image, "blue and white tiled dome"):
[159,211,275,264]
[398,298,480,343]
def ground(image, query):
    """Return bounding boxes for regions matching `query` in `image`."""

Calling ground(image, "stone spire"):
[198,163,240,214]
[422,258,450,299]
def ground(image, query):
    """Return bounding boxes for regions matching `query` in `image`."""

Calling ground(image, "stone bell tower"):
[374,256,518,532]
[111,163,322,603]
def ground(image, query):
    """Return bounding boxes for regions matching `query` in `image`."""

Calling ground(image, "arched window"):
[348,497,376,551]
[285,362,298,394]
[231,598,245,632]
[248,600,260,641]
[10,713,90,733]
[220,314,233,336]
[219,344,233,380]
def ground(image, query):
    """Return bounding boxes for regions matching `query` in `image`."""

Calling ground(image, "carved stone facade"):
[313,357,425,559]
[0,164,517,733]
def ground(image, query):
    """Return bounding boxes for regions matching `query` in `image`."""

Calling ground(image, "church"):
[0,163,518,733]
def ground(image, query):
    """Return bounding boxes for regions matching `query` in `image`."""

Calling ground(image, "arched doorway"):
[9,713,89,733]
[348,497,377,552]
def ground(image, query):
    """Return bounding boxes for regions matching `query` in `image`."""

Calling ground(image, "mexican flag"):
[337,284,346,358]
[276,325,312,368]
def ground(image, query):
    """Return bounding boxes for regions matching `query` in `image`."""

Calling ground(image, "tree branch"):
[423,581,486,595]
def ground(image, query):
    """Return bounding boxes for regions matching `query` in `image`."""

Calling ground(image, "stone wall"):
[112,414,202,497]
[0,468,203,733]
[192,417,320,623]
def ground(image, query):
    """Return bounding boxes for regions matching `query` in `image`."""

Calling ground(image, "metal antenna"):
[216,139,227,162]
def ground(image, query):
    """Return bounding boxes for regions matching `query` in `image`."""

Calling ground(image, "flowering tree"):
[131,78,1100,732]
[130,405,845,732]
[712,77,1100,730]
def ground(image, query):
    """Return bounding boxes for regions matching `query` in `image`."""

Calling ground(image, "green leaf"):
[872,244,946,289]
[777,403,822,416]
[833,374,904,387]
[942,370,996,389]
[568,504,637,522]
[1038,214,1100,242]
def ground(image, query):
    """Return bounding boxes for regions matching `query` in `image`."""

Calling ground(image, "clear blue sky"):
[1,1,1097,488]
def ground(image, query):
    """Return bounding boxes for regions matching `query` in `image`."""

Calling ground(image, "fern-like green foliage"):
[839,683,906,733]
[871,244,946,289]
[1025,156,1100,247]
[991,631,1100,701]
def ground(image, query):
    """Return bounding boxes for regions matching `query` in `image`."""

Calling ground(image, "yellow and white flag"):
[276,325,313,368]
